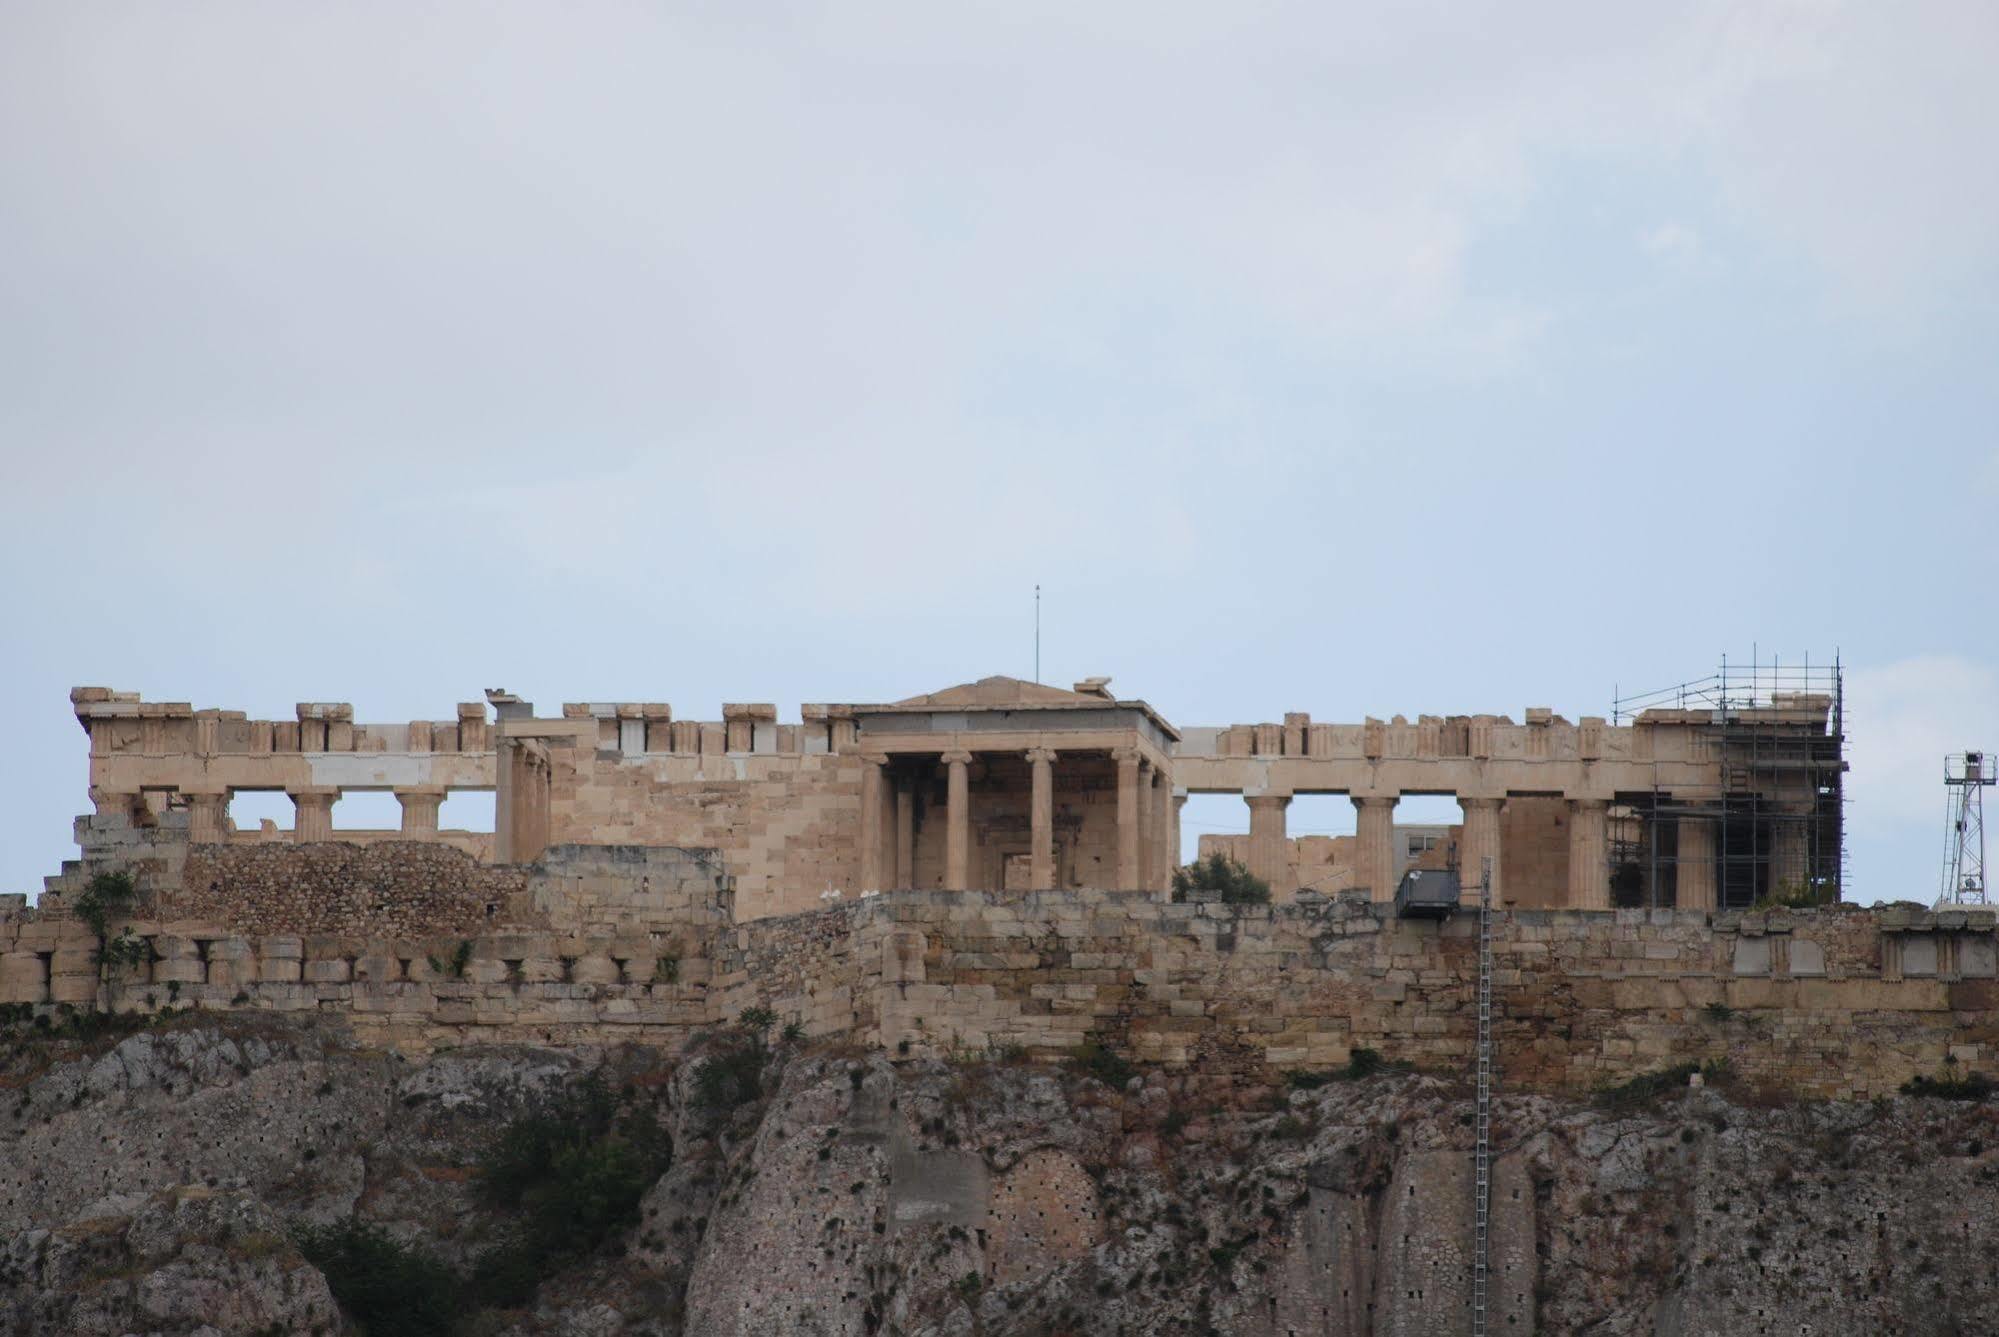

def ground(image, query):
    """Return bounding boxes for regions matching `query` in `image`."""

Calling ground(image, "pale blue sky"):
[2,2,1995,902]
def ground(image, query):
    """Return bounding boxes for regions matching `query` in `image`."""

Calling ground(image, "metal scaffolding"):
[1610,652,1848,909]
[1470,856,1494,1337]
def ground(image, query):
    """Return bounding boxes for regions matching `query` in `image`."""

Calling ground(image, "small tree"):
[74,871,148,983]
[1171,853,1271,905]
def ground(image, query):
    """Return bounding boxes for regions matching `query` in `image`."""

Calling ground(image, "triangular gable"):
[891,676,1106,710]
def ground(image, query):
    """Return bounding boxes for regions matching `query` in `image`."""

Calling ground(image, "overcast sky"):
[3,2,1995,903]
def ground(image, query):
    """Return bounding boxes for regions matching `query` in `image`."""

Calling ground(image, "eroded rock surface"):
[6,1013,1999,1334]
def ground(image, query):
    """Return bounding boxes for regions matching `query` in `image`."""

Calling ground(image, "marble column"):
[943,751,972,891]
[1245,794,1291,892]
[1353,795,1399,902]
[1136,761,1155,891]
[1152,774,1174,892]
[1114,748,1141,889]
[291,789,336,844]
[1770,812,1810,898]
[859,754,887,891]
[1457,795,1503,902]
[396,788,444,837]
[1567,798,1610,909]
[1027,748,1056,892]
[186,791,229,845]
[894,778,915,891]
[1676,813,1717,911]
[1171,791,1187,887]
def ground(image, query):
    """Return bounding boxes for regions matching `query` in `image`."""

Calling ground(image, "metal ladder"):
[1473,856,1494,1337]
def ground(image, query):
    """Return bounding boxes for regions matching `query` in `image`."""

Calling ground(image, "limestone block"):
[0,951,49,1003]
[303,958,353,984]
[152,935,201,966]
[464,958,510,986]
[355,955,400,983]
[572,955,622,986]
[48,968,101,1004]
[257,936,304,962]
[205,958,254,989]
[1732,937,1771,975]
[258,957,303,983]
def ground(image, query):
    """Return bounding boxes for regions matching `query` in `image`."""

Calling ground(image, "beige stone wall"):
[1499,796,1568,908]
[2,882,1988,1098]
[62,684,1841,918]
[546,747,862,920]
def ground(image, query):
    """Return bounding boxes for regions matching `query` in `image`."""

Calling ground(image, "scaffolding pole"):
[1472,855,1494,1337]
[1609,654,1848,910]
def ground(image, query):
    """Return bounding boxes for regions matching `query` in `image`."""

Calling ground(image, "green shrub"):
[1287,1047,1403,1089]
[1343,1047,1389,1079]
[1070,1038,1135,1089]
[467,1236,541,1309]
[73,870,135,939]
[1171,853,1271,905]
[472,1072,672,1301]
[1750,879,1839,912]
[74,871,149,982]
[1902,1070,1996,1101]
[693,1033,768,1115]
[1596,1063,1701,1111]
[293,1218,459,1337]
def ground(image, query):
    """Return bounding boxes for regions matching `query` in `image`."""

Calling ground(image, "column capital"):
[393,785,449,799]
[1110,746,1141,765]
[858,751,890,768]
[1351,793,1399,810]
[1024,747,1057,765]
[940,750,973,767]
[1245,793,1292,811]
[1567,796,1609,812]
[1457,794,1504,812]
[287,787,340,803]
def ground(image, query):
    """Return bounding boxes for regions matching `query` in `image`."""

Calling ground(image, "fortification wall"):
[547,748,862,919]
[5,850,1993,1099]
[167,843,528,937]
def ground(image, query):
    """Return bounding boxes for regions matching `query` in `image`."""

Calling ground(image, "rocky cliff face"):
[4,1012,1997,1335]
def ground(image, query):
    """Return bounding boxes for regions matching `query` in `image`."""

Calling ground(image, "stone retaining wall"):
[5,866,1995,1098]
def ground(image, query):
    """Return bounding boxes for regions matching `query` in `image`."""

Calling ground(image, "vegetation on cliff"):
[1169,852,1271,905]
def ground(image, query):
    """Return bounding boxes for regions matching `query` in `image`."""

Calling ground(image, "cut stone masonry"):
[63,673,1842,921]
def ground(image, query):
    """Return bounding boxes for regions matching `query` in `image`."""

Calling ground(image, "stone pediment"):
[891,676,1109,710]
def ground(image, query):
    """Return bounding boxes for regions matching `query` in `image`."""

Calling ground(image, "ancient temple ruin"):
[58,670,1845,921]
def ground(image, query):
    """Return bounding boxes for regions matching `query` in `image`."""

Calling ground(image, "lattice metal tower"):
[1942,752,1993,906]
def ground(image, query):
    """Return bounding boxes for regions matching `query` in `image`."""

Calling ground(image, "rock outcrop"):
[4,1011,1998,1335]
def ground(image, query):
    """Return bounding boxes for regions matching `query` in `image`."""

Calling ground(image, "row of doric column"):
[1235,791,1733,911]
[857,748,1176,892]
[179,786,464,845]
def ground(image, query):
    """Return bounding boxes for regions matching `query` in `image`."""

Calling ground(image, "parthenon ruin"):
[58,671,1846,920]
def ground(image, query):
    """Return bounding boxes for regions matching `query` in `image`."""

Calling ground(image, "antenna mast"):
[1034,585,1041,684]
[1941,751,1993,906]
